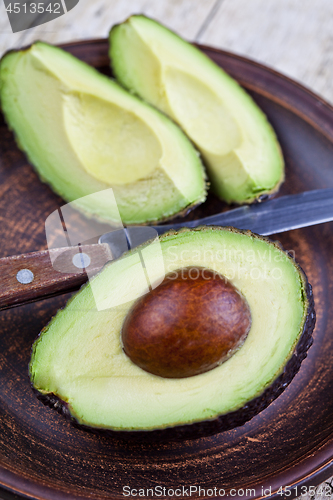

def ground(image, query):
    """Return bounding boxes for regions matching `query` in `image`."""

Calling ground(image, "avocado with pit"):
[29,227,315,438]
[0,42,206,225]
[109,16,284,204]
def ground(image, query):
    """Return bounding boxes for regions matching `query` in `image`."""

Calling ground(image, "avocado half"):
[109,16,285,204]
[29,227,315,439]
[0,42,206,225]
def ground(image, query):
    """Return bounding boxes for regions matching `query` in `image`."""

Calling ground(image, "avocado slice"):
[29,227,314,438]
[109,16,285,204]
[0,42,206,225]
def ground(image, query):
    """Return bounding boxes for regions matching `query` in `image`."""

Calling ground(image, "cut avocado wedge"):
[0,42,206,224]
[29,227,314,438]
[109,16,285,204]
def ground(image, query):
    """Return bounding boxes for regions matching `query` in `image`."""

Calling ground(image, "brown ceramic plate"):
[0,39,333,500]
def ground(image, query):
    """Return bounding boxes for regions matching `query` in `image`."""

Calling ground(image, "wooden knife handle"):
[0,244,112,311]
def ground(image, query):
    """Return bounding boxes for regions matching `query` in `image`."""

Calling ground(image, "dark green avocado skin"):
[33,277,315,442]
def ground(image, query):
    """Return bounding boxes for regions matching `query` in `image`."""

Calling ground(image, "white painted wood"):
[0,0,216,55]
[1,0,331,104]
[199,0,333,104]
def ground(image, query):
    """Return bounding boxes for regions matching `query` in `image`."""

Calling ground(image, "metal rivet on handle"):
[16,269,34,284]
[72,253,91,269]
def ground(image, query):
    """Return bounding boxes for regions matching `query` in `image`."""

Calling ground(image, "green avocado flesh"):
[109,16,284,204]
[0,42,206,224]
[30,227,310,432]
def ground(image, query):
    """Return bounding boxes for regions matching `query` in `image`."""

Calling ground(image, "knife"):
[1,188,333,311]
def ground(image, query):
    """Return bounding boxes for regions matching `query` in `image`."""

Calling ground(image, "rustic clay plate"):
[0,39,333,500]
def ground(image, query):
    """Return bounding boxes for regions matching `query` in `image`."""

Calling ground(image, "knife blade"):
[1,188,333,311]
[157,188,333,236]
[100,188,333,256]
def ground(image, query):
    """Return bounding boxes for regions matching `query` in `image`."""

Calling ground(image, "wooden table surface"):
[0,1,332,499]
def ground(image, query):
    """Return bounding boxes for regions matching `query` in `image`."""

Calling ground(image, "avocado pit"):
[121,266,252,378]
